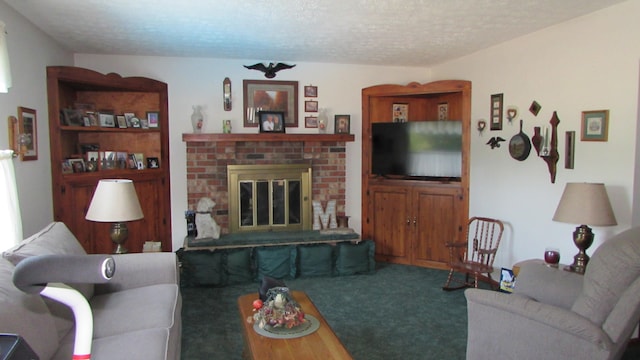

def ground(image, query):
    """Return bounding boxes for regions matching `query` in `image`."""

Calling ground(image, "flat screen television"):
[371,121,462,180]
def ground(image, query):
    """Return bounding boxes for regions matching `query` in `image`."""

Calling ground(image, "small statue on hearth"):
[195,197,220,239]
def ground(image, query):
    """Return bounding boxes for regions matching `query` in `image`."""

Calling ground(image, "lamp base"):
[110,222,129,254]
[565,224,594,274]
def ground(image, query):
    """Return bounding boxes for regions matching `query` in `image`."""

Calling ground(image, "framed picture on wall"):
[581,109,609,141]
[243,80,298,127]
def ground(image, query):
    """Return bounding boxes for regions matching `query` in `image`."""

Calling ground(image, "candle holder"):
[540,111,560,183]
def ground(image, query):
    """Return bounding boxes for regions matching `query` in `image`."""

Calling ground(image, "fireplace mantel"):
[182,133,355,143]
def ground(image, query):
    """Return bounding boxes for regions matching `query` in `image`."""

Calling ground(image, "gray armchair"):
[465,227,640,360]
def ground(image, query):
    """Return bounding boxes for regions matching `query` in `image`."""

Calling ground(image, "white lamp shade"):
[0,21,11,93]
[86,179,144,222]
[552,182,617,226]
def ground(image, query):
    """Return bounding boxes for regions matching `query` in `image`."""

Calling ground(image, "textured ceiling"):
[4,0,627,67]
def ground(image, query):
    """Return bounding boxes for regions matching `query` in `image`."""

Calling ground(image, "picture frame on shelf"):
[116,115,127,128]
[61,161,73,174]
[392,103,408,123]
[127,154,138,169]
[304,85,317,97]
[63,109,84,126]
[17,106,38,161]
[581,109,609,142]
[98,112,115,127]
[123,112,136,127]
[147,111,159,128]
[140,119,149,129]
[86,112,99,126]
[305,100,318,112]
[334,115,350,134]
[67,158,85,173]
[438,102,449,121]
[490,93,503,130]
[243,79,298,127]
[99,151,117,170]
[305,116,318,128]
[147,157,160,169]
[258,111,286,133]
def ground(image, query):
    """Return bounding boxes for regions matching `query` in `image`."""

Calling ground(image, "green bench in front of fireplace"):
[178,230,374,287]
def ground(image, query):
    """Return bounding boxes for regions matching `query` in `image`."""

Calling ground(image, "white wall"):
[73,55,428,250]
[431,0,640,269]
[0,2,72,236]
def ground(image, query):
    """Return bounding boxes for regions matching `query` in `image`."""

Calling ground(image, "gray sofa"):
[1,222,182,359]
[465,226,640,360]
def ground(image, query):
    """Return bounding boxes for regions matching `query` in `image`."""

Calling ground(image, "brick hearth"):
[183,134,353,235]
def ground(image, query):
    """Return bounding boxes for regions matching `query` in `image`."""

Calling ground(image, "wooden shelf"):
[182,133,355,143]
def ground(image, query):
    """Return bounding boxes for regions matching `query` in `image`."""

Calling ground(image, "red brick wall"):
[185,140,347,234]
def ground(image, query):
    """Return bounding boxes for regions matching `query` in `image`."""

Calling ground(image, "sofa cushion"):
[0,257,59,360]
[297,244,334,277]
[224,248,254,284]
[89,283,180,339]
[53,328,173,360]
[255,246,297,281]
[335,240,376,276]
[2,222,94,299]
[571,227,640,325]
[181,250,226,286]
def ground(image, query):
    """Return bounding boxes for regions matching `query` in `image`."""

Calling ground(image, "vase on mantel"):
[191,105,204,133]
[318,109,328,134]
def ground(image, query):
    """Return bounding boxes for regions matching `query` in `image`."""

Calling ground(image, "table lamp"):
[552,182,616,273]
[85,179,144,254]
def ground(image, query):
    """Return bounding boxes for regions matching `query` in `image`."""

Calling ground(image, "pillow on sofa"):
[335,240,376,276]
[0,258,59,360]
[2,222,94,299]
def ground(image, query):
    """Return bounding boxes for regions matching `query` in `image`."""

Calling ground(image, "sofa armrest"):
[465,289,612,360]
[513,261,583,309]
[94,252,179,295]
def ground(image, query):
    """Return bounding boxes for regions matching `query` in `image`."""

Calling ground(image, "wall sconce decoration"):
[223,77,232,111]
[8,107,38,161]
[477,119,487,135]
[0,21,12,93]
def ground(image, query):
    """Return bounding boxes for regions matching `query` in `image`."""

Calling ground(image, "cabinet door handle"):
[413,217,417,225]
[406,218,411,225]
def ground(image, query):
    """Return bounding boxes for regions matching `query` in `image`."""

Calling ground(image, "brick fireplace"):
[183,133,354,235]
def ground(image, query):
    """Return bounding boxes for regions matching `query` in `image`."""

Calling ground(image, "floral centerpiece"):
[252,287,306,329]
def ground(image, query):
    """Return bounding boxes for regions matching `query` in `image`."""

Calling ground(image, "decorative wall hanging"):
[304,85,317,97]
[490,93,503,130]
[508,120,531,161]
[531,126,542,156]
[486,136,505,149]
[392,103,408,122]
[540,111,560,183]
[305,116,318,128]
[243,62,296,79]
[305,100,318,112]
[505,106,518,124]
[580,110,609,142]
[14,107,37,161]
[565,131,575,169]
[529,101,541,116]
[477,119,487,135]
[243,80,298,127]
[223,77,232,111]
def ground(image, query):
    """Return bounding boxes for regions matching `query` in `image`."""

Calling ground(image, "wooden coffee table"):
[237,291,353,359]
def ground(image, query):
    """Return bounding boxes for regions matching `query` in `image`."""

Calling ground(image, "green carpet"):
[180,263,640,359]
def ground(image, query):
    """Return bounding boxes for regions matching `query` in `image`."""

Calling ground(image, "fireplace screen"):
[228,164,312,232]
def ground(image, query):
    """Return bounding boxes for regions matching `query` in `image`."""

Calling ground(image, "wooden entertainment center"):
[361,80,471,269]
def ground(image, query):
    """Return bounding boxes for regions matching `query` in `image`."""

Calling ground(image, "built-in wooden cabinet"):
[47,66,172,254]
[362,81,470,269]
